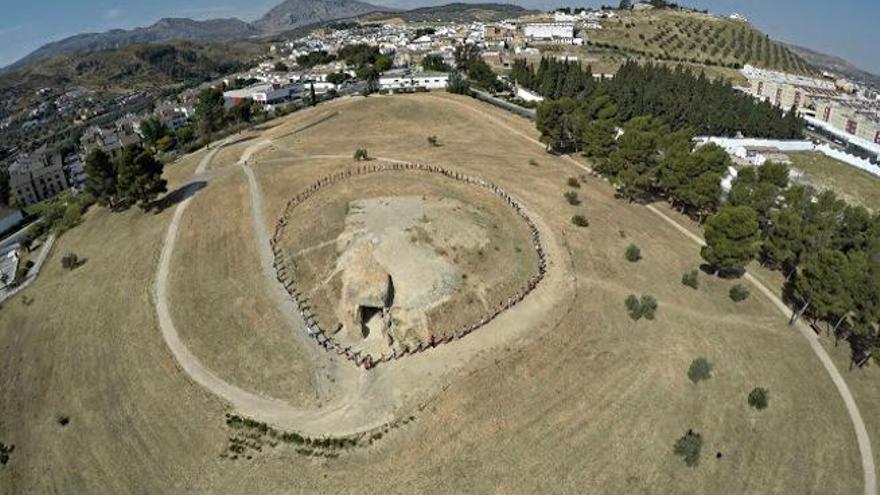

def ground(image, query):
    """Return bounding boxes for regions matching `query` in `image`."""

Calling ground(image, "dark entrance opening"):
[358,305,383,338]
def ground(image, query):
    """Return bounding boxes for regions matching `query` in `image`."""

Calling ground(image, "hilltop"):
[2,18,260,74]
[785,43,880,88]
[587,9,814,75]
[361,2,536,23]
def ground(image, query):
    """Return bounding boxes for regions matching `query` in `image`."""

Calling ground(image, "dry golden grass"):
[167,168,318,404]
[0,93,873,493]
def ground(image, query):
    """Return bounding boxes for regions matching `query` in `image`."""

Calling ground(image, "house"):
[223,83,293,108]
[8,149,70,207]
[80,124,141,159]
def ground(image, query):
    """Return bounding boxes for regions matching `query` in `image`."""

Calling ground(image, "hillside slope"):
[785,43,880,87]
[3,18,259,74]
[588,9,814,74]
[254,0,388,33]
[361,2,535,23]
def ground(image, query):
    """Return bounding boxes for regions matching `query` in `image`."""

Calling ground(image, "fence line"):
[271,162,548,370]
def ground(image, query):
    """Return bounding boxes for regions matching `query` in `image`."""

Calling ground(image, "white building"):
[223,84,292,108]
[379,72,449,92]
[516,86,544,103]
[524,22,574,40]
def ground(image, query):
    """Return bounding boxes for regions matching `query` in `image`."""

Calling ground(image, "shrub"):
[681,270,699,289]
[571,215,589,227]
[748,387,769,410]
[61,253,79,270]
[567,177,581,188]
[687,357,713,384]
[639,295,658,320]
[673,430,703,467]
[0,441,13,465]
[353,148,369,161]
[528,159,539,167]
[427,135,439,147]
[729,284,749,302]
[563,191,581,205]
[625,294,641,320]
[625,244,642,262]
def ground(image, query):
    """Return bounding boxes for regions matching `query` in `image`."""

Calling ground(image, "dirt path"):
[645,202,877,495]
[153,123,573,438]
[435,92,876,494]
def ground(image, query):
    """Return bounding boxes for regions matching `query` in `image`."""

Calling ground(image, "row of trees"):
[84,145,167,211]
[530,59,877,364]
[529,61,803,149]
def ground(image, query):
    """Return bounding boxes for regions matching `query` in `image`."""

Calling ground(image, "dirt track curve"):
[152,116,572,438]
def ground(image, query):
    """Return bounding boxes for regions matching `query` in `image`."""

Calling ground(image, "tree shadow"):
[151,181,207,214]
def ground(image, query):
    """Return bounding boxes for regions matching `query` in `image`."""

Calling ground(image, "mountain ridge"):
[1,0,391,74]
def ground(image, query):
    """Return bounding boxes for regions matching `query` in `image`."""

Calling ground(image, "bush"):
[681,270,699,289]
[639,295,658,320]
[528,159,539,167]
[625,244,642,262]
[353,148,369,161]
[563,191,581,206]
[567,177,581,188]
[673,430,703,467]
[625,294,658,320]
[61,253,79,270]
[427,135,439,147]
[748,387,769,410]
[729,284,749,302]
[625,294,641,320]
[571,215,589,227]
[687,357,713,384]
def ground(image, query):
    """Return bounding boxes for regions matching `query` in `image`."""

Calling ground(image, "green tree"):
[195,88,226,141]
[673,430,703,467]
[748,387,769,410]
[582,119,617,159]
[729,284,750,302]
[687,357,712,383]
[625,244,642,262]
[447,71,470,94]
[139,117,167,147]
[701,206,760,275]
[84,149,118,208]
[421,54,451,72]
[682,270,699,289]
[453,43,481,72]
[229,99,254,124]
[116,145,167,210]
[790,249,853,326]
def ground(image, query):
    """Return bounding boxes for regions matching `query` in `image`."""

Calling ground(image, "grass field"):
[788,151,880,211]
[0,93,874,493]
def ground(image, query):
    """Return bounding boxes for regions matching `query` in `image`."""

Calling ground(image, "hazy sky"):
[1,0,877,74]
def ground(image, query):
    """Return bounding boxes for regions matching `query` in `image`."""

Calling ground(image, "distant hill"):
[3,18,259,74]
[361,2,536,23]
[785,43,880,88]
[0,41,260,94]
[588,9,815,75]
[254,0,389,33]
